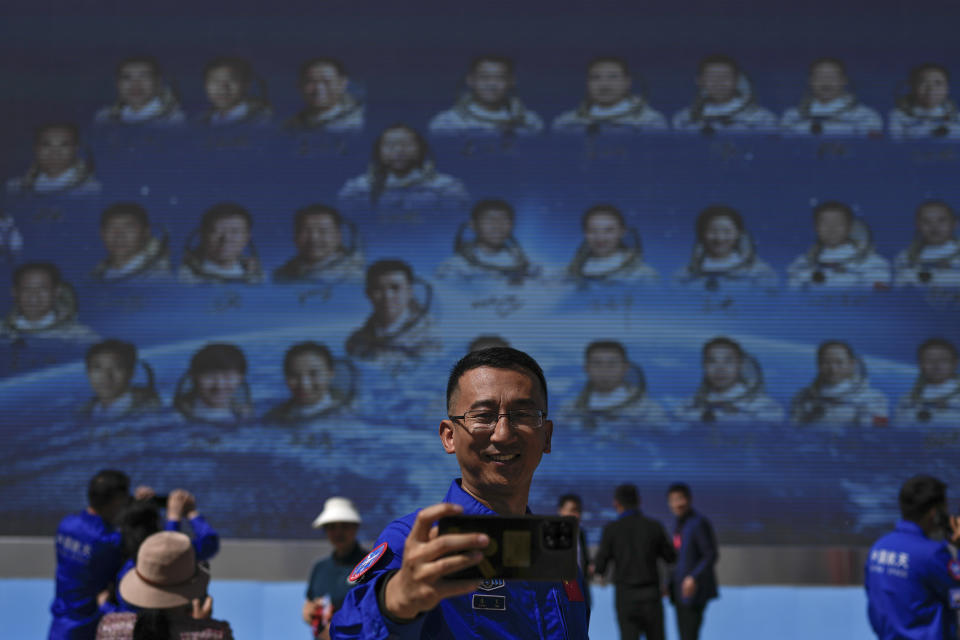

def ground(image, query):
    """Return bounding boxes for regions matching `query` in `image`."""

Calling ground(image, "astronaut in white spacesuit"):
[563,340,668,430]
[428,55,543,136]
[552,56,668,134]
[435,198,540,285]
[673,205,779,291]
[285,57,363,132]
[7,123,101,196]
[197,57,272,126]
[894,338,960,426]
[787,201,891,289]
[780,58,883,136]
[893,199,960,288]
[0,262,98,342]
[888,63,960,140]
[338,124,469,211]
[566,204,659,285]
[790,341,889,427]
[345,259,441,361]
[673,337,784,424]
[672,55,777,134]
[174,342,254,423]
[273,204,364,284]
[81,339,161,419]
[94,56,185,125]
[265,341,352,423]
[92,202,170,282]
[179,203,263,284]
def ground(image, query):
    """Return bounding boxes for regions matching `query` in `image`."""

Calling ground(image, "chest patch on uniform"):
[472,594,506,611]
[349,542,388,583]
[949,559,960,581]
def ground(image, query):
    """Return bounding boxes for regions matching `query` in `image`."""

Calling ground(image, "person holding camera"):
[330,347,589,639]
[865,475,960,640]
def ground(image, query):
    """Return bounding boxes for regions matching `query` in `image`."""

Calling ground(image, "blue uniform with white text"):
[48,511,123,640]
[330,479,590,639]
[865,520,960,640]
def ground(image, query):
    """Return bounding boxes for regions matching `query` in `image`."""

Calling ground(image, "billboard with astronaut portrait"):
[0,0,958,546]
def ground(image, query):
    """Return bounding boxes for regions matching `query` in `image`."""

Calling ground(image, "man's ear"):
[440,420,456,454]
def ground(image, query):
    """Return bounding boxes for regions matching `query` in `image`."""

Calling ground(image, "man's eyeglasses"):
[448,409,545,434]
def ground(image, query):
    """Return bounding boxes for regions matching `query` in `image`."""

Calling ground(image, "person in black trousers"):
[666,482,719,640]
[594,484,676,640]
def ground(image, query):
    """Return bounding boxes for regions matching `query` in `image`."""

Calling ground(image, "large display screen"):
[0,2,957,545]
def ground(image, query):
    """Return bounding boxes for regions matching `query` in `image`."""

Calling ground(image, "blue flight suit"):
[668,509,719,640]
[865,520,960,640]
[330,479,590,639]
[48,511,123,640]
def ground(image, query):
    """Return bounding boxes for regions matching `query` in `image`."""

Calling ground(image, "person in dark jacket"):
[594,483,676,640]
[666,483,719,640]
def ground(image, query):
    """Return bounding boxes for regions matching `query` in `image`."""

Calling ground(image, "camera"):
[437,514,578,581]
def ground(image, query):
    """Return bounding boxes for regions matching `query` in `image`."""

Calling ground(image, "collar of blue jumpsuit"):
[894,519,927,537]
[446,478,533,516]
[617,508,640,519]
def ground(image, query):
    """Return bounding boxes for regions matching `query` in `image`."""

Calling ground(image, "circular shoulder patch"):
[349,542,388,583]
[948,559,960,581]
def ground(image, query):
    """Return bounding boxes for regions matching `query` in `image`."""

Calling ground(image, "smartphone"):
[437,514,579,581]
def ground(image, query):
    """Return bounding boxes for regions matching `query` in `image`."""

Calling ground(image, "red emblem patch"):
[563,579,585,602]
[948,559,960,581]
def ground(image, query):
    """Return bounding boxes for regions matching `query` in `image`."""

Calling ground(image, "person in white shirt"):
[780,58,882,136]
[567,204,659,285]
[273,204,364,284]
[197,57,272,126]
[895,338,960,426]
[888,63,960,140]
[174,343,253,423]
[0,262,98,342]
[338,124,469,212]
[787,201,891,289]
[893,199,960,288]
[265,342,351,423]
[345,260,440,361]
[94,56,185,125]
[81,339,161,419]
[790,341,889,427]
[436,199,540,285]
[7,123,101,196]
[673,205,779,291]
[179,203,263,284]
[429,55,543,136]
[552,56,668,134]
[672,55,777,134]
[285,57,364,132]
[563,340,668,430]
[92,202,170,282]
[672,337,784,424]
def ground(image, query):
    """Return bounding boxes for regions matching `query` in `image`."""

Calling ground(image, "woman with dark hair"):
[173,343,254,423]
[889,63,960,139]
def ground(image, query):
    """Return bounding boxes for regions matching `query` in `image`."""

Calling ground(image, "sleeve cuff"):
[376,570,422,626]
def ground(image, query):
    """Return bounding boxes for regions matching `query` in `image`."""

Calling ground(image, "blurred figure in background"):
[557,493,592,611]
[7,123,101,196]
[197,56,272,126]
[95,56,185,125]
[81,339,161,419]
[273,204,364,284]
[1,262,98,342]
[781,58,882,136]
[895,338,960,426]
[888,63,960,139]
[666,483,718,640]
[672,55,777,134]
[893,200,960,288]
[179,203,263,284]
[92,203,170,282]
[790,341,888,427]
[286,58,363,132]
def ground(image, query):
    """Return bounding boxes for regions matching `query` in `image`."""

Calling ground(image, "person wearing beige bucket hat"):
[303,498,369,639]
[95,531,233,640]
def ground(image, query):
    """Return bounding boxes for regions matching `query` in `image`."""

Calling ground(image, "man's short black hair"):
[614,483,639,509]
[283,341,334,376]
[294,203,342,234]
[204,56,253,85]
[190,343,247,376]
[915,199,956,220]
[471,199,515,224]
[698,54,740,76]
[817,340,855,364]
[88,469,130,511]
[101,202,150,230]
[813,201,854,225]
[446,347,548,412]
[116,55,162,78]
[201,202,252,234]
[468,335,510,353]
[899,475,946,522]
[809,57,847,77]
[667,482,692,499]
[585,340,627,361]
[910,63,949,88]
[582,204,625,230]
[299,57,347,82]
[13,262,61,288]
[588,56,630,76]
[702,336,743,361]
[696,205,744,243]
[86,339,138,374]
[365,259,413,292]
[469,55,515,75]
[917,337,958,362]
[34,122,79,146]
[557,493,582,510]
